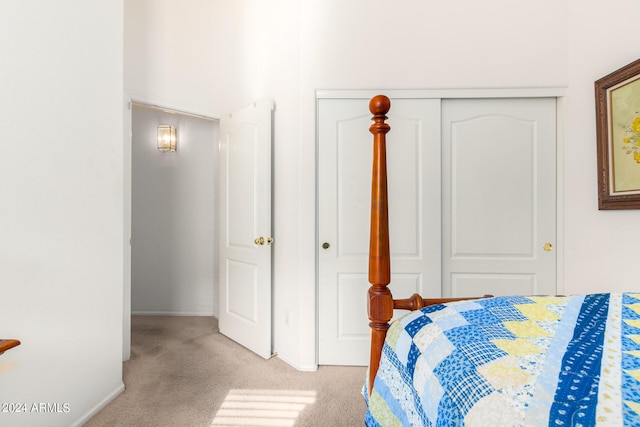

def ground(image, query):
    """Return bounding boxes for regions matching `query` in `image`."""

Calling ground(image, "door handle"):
[254,237,274,246]
[543,242,553,252]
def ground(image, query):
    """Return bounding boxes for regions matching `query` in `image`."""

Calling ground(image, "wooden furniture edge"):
[0,339,20,355]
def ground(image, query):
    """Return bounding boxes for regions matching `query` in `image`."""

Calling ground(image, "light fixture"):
[157,125,177,152]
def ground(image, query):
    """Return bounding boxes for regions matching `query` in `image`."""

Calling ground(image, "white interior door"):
[318,98,441,366]
[219,100,273,359]
[441,98,557,297]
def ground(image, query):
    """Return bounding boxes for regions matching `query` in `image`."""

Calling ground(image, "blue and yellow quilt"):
[365,293,640,426]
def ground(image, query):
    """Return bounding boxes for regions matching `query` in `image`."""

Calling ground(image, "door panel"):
[318,98,441,365]
[219,100,273,359]
[442,98,557,297]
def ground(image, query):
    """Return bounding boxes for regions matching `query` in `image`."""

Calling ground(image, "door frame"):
[314,87,567,366]
[123,92,221,361]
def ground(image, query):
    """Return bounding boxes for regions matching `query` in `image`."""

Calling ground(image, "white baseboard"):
[276,353,318,372]
[70,382,124,427]
[131,311,214,316]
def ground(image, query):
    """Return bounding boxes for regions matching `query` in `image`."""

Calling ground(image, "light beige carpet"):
[85,316,367,427]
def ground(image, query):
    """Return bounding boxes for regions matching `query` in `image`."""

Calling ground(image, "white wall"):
[125,0,640,372]
[563,0,640,295]
[124,0,246,115]
[131,107,218,316]
[0,1,125,426]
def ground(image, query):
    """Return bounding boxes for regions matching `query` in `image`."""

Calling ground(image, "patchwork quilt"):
[364,293,640,426]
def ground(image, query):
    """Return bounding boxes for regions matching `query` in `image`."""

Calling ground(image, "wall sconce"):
[157,125,177,152]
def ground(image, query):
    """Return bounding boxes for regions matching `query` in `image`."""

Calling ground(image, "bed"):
[364,95,640,426]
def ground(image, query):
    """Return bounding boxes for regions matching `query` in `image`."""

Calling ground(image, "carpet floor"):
[85,316,367,427]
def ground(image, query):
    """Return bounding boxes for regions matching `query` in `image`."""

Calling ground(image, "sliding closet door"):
[441,98,557,297]
[317,98,441,366]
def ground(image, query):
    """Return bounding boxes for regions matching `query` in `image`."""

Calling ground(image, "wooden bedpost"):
[364,96,493,395]
[367,95,393,394]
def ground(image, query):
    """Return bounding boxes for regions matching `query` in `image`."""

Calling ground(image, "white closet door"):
[318,98,441,365]
[441,98,557,297]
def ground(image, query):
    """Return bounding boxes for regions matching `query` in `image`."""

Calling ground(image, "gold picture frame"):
[595,58,640,209]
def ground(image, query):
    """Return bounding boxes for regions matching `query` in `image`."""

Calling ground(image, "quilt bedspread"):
[364,293,640,427]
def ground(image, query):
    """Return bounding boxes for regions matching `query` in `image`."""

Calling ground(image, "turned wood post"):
[367,95,393,394]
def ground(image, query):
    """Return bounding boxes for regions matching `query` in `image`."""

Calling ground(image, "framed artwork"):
[595,57,640,209]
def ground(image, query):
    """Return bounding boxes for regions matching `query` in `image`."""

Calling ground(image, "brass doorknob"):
[254,237,265,245]
[267,237,274,245]
[543,242,553,252]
